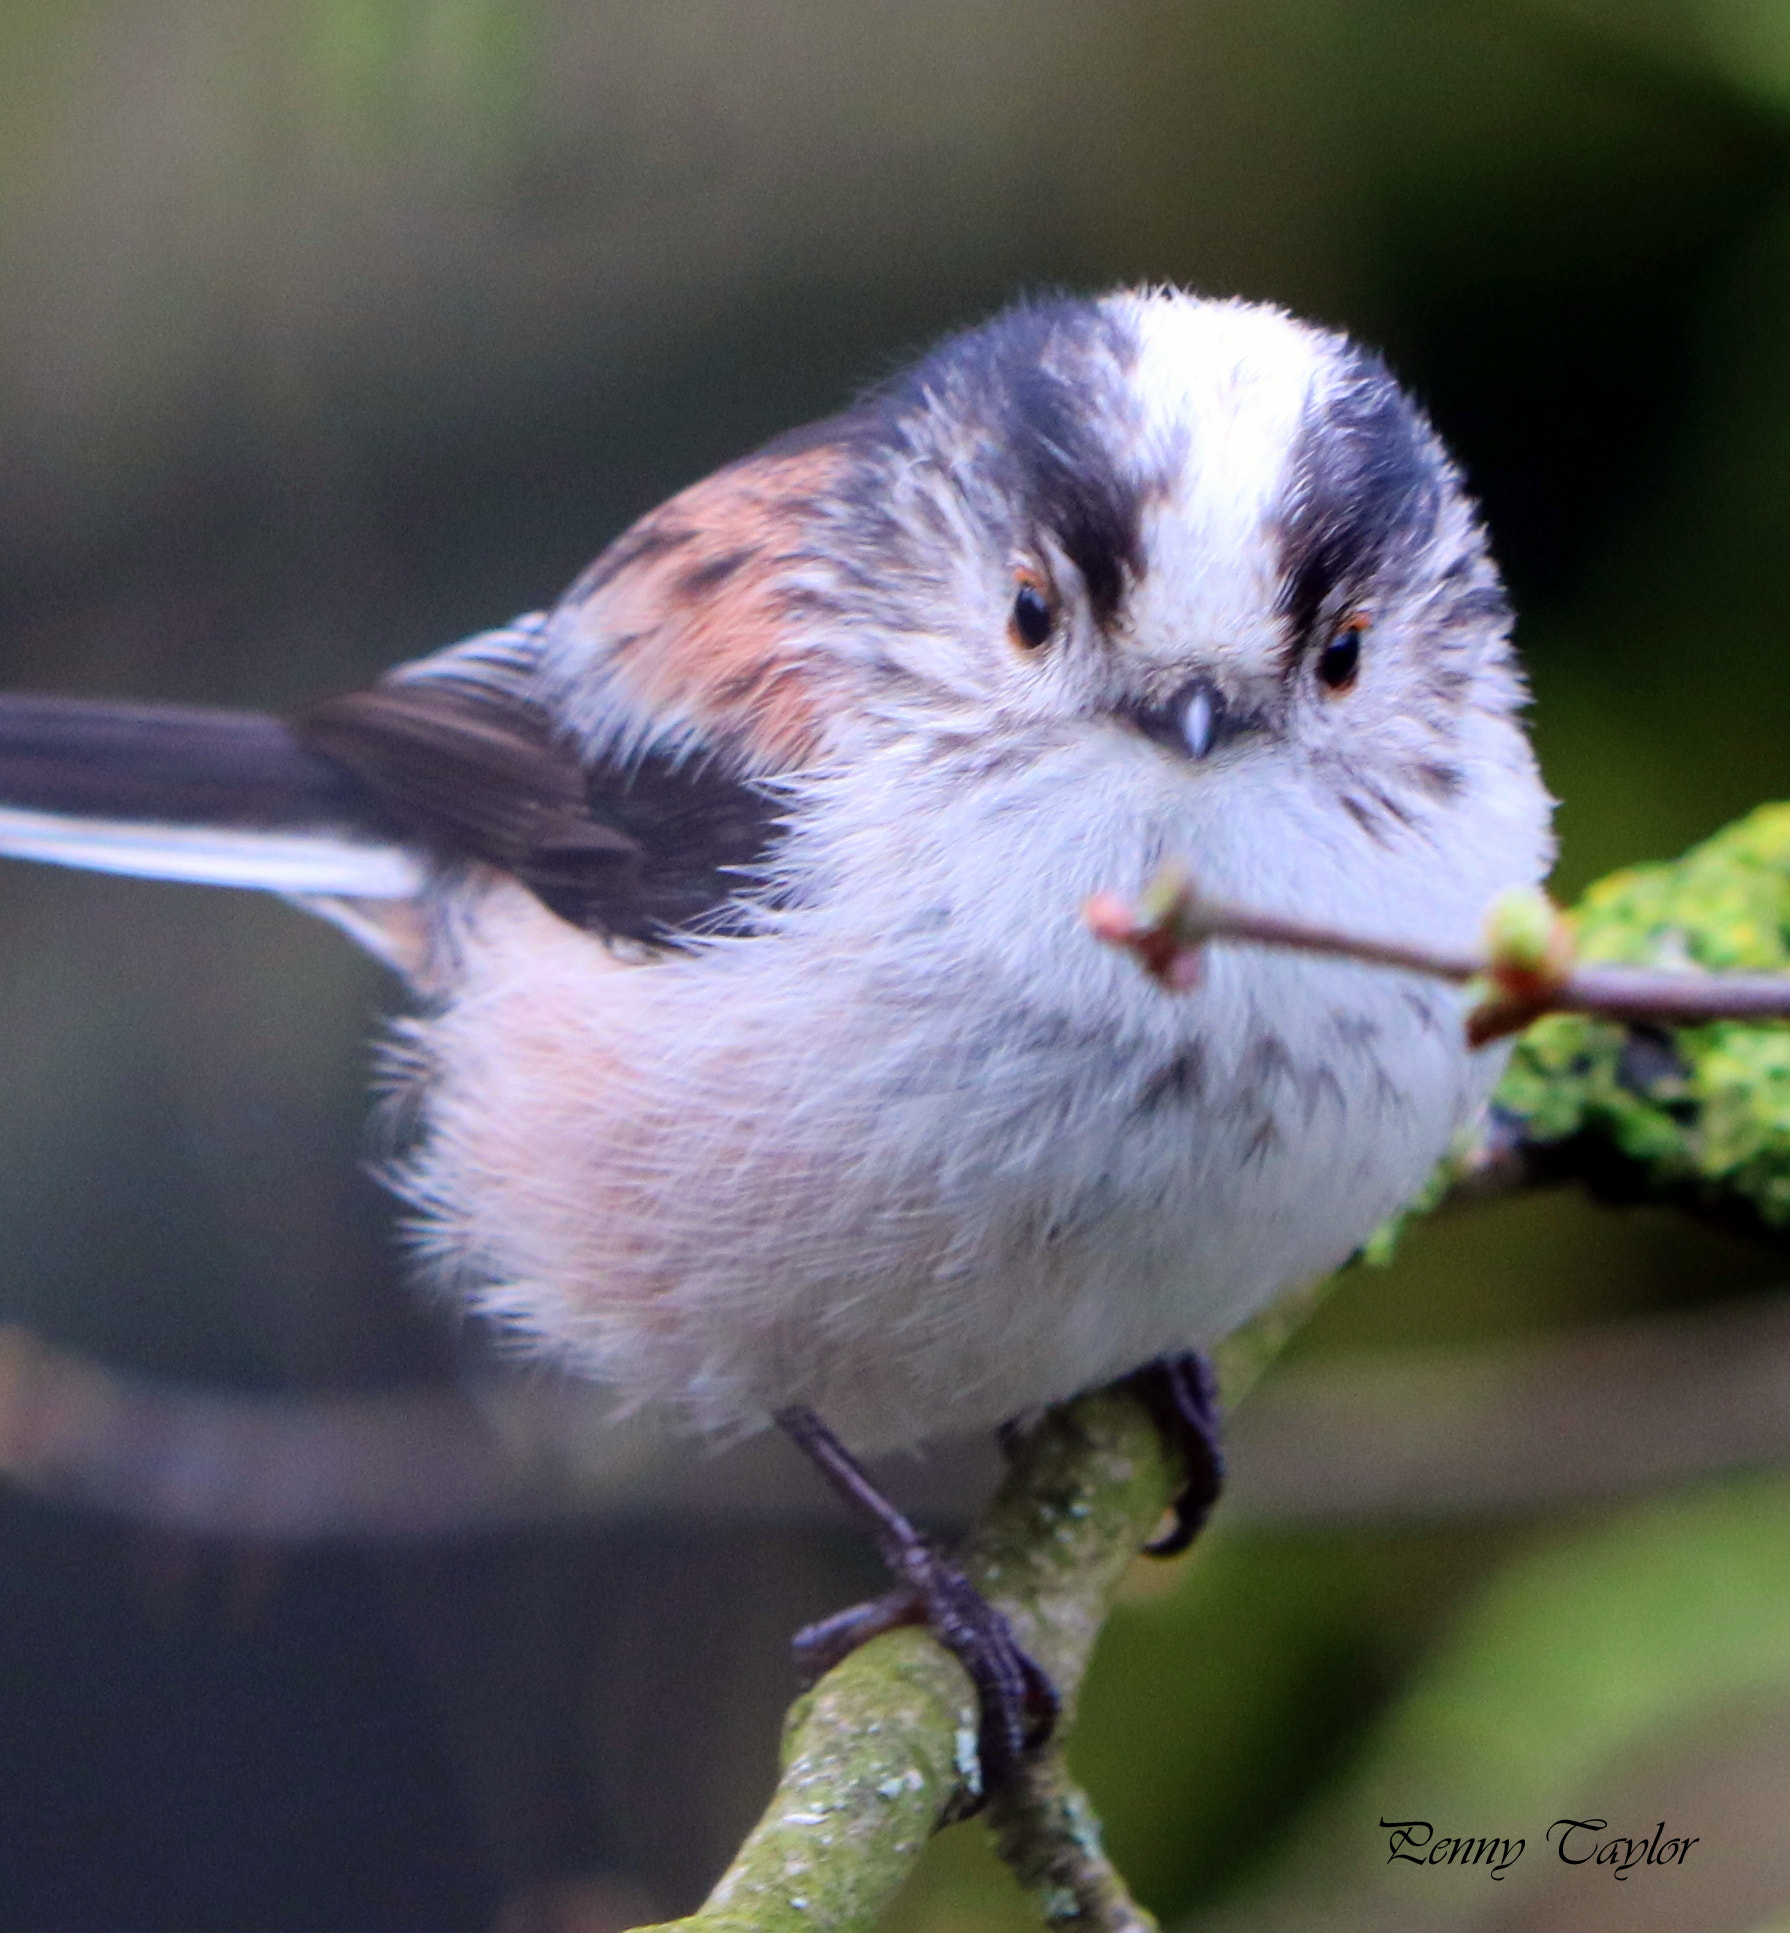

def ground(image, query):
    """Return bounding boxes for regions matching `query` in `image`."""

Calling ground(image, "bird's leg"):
[777,1357,1220,1781]
[1124,1350,1226,1556]
[777,1405,1058,1789]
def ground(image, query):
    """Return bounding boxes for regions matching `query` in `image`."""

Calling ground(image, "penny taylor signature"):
[1379,1817,1701,1881]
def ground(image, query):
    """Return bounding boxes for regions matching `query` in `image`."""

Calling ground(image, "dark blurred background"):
[3,3,1790,1929]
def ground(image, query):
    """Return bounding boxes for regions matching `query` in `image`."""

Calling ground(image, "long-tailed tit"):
[0,289,1553,1771]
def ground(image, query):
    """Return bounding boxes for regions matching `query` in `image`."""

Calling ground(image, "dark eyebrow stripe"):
[1277,346,1442,640]
[863,296,1148,624]
[1004,337,1144,623]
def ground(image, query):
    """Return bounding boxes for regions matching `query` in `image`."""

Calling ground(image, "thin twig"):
[0,1323,1002,1539]
[1225,1293,1790,1524]
[19,1279,1790,1541]
[1085,869,1790,1043]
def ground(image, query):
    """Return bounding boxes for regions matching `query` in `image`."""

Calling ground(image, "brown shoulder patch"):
[559,442,848,770]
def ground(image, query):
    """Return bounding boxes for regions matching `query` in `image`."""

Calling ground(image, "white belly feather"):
[396,729,1537,1453]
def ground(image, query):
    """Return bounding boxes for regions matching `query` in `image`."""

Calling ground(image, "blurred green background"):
[2,2,1790,1929]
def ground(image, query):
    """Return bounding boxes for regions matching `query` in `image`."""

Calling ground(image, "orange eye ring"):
[1008,566,1055,651]
[1316,613,1367,693]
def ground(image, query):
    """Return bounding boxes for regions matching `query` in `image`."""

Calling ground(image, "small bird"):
[0,288,1552,1771]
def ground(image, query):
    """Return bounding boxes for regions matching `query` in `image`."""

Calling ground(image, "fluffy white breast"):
[399,712,1540,1453]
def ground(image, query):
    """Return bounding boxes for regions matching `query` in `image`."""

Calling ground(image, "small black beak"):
[1124,678,1248,762]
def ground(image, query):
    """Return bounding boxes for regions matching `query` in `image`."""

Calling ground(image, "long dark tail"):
[0,693,420,899]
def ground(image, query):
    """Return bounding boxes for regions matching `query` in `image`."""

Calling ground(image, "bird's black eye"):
[1010,580,1053,650]
[1316,623,1364,693]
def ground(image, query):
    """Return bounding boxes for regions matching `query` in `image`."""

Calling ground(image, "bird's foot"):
[779,1406,1057,1794]
[1124,1350,1226,1556]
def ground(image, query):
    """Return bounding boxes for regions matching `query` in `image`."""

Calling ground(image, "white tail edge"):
[0,804,423,898]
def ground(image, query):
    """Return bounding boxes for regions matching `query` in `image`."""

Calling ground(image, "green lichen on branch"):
[630,1387,1182,1933]
[1497,803,1790,1225]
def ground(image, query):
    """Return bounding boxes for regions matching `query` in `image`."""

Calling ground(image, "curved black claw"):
[778,1406,1059,1795]
[1126,1351,1225,1556]
[904,1544,1059,1785]
[791,1565,1055,1792]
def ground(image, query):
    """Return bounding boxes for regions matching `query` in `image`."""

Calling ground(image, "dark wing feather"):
[295,678,781,945]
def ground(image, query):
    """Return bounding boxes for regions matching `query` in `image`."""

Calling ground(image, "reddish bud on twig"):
[1465,888,1577,1045]
[1083,871,1206,991]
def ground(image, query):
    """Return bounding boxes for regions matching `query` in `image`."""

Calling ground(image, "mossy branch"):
[628,1330,1301,1933]
[626,1385,1169,1933]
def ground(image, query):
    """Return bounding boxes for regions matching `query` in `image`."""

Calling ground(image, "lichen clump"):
[1497,803,1790,1225]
